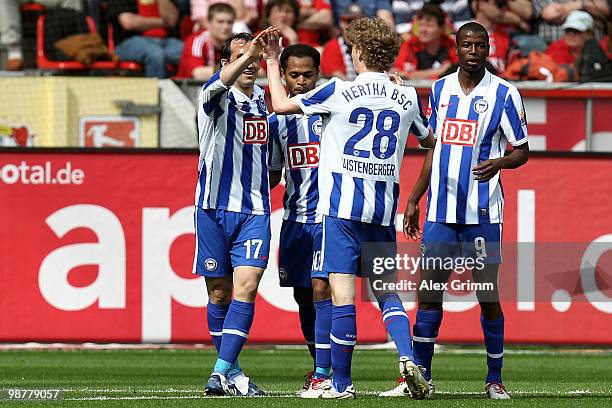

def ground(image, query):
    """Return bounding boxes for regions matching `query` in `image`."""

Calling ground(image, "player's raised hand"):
[248,28,275,59]
[472,158,503,181]
[262,27,283,61]
[403,201,422,241]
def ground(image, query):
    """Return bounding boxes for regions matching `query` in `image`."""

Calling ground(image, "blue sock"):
[215,300,255,376]
[298,301,317,362]
[208,303,244,377]
[313,299,332,378]
[481,315,504,384]
[207,302,228,353]
[412,309,443,381]
[330,304,356,393]
[379,293,413,360]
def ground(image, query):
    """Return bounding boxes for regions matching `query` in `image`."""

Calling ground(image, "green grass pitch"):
[1,347,611,407]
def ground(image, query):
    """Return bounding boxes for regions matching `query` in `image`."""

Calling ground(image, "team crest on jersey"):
[256,96,268,114]
[243,117,268,144]
[425,107,432,119]
[474,99,489,114]
[288,142,320,169]
[311,118,322,136]
[441,118,478,146]
[204,258,218,271]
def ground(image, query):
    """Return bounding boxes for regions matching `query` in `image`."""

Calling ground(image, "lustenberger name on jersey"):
[340,82,414,110]
[342,157,396,177]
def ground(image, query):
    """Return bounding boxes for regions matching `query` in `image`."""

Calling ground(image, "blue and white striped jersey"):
[294,72,429,227]
[268,112,322,223]
[426,69,529,224]
[195,71,270,215]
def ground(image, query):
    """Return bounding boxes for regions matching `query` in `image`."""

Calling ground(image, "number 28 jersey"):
[294,72,429,226]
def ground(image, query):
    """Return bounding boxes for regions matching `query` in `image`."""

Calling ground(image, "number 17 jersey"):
[294,72,429,226]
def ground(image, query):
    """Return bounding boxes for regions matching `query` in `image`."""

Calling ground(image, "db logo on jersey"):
[288,143,319,170]
[243,117,268,144]
[441,118,478,146]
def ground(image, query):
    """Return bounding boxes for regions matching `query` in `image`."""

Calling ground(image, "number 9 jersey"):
[293,72,429,226]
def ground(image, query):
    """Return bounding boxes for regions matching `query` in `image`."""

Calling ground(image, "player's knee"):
[233,279,260,301]
[208,289,231,305]
[312,280,331,302]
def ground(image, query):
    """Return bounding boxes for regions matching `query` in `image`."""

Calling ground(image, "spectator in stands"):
[0,0,82,71]
[320,3,363,80]
[191,0,258,32]
[177,3,234,79]
[470,0,515,73]
[545,10,595,64]
[392,0,472,36]
[392,3,458,79]
[294,0,333,49]
[263,0,300,45]
[334,0,395,30]
[107,0,184,78]
[532,0,609,43]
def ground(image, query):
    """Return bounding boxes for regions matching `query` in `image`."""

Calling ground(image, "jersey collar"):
[354,71,390,82]
[453,68,492,97]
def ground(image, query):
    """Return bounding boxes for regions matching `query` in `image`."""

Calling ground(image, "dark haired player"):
[193,30,274,397]
[267,44,334,398]
[401,22,529,399]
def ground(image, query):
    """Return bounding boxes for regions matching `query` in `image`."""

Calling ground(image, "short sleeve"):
[293,78,339,116]
[500,86,529,146]
[408,87,429,140]
[268,114,286,171]
[199,70,229,116]
[427,82,440,136]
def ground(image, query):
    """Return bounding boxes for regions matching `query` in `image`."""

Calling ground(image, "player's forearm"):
[407,147,434,204]
[219,53,258,87]
[298,10,333,30]
[500,143,529,169]
[266,59,302,114]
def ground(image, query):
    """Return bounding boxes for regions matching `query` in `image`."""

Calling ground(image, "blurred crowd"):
[1,0,611,81]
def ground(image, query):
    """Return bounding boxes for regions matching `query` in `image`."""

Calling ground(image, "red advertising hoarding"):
[1,150,611,344]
